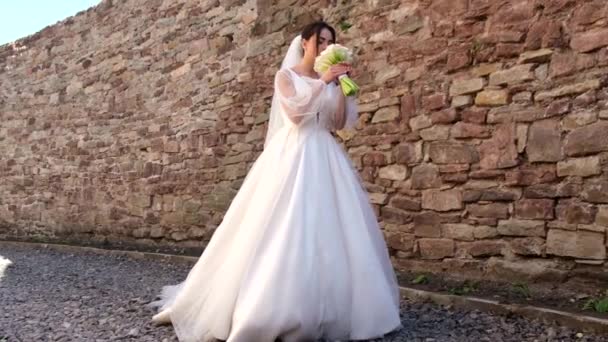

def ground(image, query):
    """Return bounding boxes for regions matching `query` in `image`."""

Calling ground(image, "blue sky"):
[0,0,102,46]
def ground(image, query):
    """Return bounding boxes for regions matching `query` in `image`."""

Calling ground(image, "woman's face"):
[303,28,335,57]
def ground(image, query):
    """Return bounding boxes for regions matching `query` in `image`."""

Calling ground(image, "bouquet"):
[314,44,360,96]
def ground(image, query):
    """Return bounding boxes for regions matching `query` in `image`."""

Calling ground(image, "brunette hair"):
[301,21,336,53]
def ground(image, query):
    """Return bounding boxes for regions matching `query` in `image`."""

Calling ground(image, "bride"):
[151,21,402,342]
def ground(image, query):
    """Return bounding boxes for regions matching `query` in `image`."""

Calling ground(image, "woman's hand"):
[321,63,352,84]
[341,62,353,77]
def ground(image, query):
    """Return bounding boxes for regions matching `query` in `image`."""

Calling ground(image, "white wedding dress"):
[151,67,402,342]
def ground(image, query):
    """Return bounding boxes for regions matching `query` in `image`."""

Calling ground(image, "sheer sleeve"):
[275,69,326,124]
[343,96,359,129]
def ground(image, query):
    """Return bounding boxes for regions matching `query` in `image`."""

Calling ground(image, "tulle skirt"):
[151,123,402,342]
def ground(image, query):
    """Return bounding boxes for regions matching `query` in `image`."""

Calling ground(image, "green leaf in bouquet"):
[339,76,359,97]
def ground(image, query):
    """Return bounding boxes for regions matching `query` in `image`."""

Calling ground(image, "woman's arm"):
[334,90,347,130]
[332,63,355,130]
[334,95,359,131]
[275,70,326,124]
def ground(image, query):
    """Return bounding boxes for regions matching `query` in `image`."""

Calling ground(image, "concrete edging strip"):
[400,286,608,334]
[2,240,607,334]
[0,240,198,264]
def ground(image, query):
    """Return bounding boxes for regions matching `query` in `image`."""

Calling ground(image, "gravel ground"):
[0,243,605,342]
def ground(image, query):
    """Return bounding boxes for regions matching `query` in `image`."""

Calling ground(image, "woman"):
[151,21,402,342]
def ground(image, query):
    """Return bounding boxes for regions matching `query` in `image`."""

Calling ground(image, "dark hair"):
[301,21,336,54]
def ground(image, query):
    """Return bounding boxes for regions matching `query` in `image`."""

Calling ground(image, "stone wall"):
[1,0,607,282]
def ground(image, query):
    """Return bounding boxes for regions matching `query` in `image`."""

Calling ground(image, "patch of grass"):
[469,38,487,64]
[582,291,608,313]
[338,20,353,32]
[411,274,429,285]
[511,282,531,298]
[449,280,479,296]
